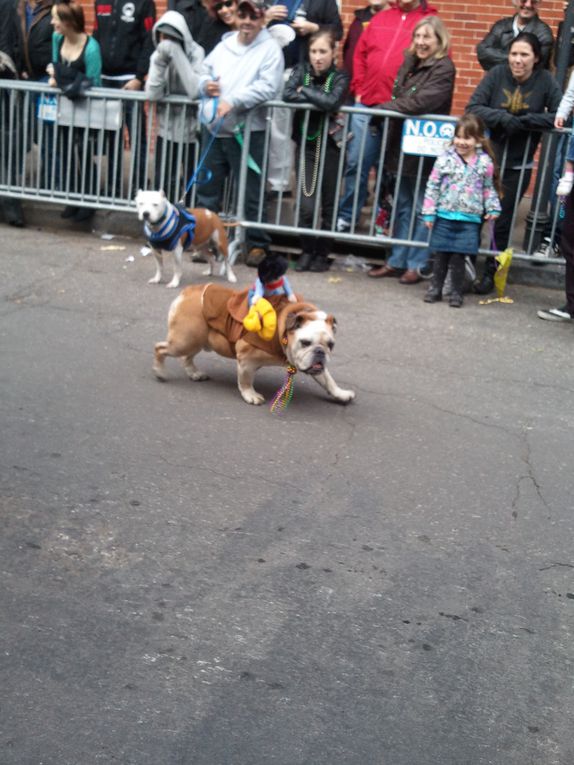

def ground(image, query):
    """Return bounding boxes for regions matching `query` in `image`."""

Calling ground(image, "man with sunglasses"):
[197,0,284,265]
[477,0,554,70]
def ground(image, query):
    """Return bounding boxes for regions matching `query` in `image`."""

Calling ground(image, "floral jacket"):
[423,146,501,223]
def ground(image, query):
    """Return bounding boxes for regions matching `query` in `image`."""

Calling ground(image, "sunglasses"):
[237,7,261,18]
[214,0,234,11]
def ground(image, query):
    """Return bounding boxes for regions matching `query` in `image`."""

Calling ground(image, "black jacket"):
[476,15,554,71]
[467,63,562,168]
[0,0,23,74]
[282,0,343,69]
[375,53,456,176]
[283,63,349,144]
[18,0,53,80]
[167,0,223,54]
[93,0,156,80]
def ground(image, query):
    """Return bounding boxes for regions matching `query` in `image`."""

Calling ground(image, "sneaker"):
[556,175,573,197]
[534,237,561,260]
[537,305,572,322]
[336,217,351,233]
[245,247,267,267]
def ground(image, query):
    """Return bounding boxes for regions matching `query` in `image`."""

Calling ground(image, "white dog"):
[135,190,237,288]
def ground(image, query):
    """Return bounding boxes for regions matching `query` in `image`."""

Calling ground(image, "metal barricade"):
[0,79,565,265]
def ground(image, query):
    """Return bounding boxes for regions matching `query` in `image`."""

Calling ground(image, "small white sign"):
[402,119,455,157]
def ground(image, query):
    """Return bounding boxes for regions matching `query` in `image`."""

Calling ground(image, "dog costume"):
[144,203,196,252]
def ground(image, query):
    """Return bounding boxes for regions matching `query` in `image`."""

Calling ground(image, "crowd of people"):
[1,0,574,316]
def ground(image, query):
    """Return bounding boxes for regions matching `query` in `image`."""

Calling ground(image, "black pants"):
[298,139,339,259]
[484,167,532,278]
[561,187,574,315]
[431,251,466,297]
[196,129,270,252]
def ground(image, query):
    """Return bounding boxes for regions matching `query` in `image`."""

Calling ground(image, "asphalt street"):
[1,221,574,765]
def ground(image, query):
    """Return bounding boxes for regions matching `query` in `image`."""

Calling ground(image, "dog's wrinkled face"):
[135,189,168,224]
[285,311,336,376]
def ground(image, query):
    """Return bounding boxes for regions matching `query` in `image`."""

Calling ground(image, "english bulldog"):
[135,189,237,288]
[153,284,356,406]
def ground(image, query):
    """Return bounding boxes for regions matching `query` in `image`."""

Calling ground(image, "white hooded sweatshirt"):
[146,10,205,142]
[199,28,284,136]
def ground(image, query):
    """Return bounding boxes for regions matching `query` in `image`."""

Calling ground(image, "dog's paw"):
[166,278,181,289]
[153,366,167,381]
[241,389,265,406]
[333,388,356,404]
[227,271,238,284]
[187,370,209,382]
[148,275,162,285]
[202,267,213,277]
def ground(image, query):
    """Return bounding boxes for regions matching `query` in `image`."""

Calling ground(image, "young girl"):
[555,70,574,197]
[283,30,349,272]
[422,114,502,308]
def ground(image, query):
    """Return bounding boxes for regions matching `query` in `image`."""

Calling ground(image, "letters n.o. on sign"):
[401,118,455,157]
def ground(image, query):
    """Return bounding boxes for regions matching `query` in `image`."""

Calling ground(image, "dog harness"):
[145,204,196,251]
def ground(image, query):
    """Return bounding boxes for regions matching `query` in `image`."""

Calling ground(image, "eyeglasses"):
[237,7,261,19]
[214,0,234,11]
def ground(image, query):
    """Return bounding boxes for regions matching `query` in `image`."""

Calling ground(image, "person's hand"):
[205,79,221,97]
[156,39,175,61]
[288,293,297,303]
[555,116,565,129]
[48,77,57,87]
[265,4,288,22]
[46,63,54,77]
[123,79,142,91]
[484,213,499,221]
[501,113,522,134]
[216,99,233,118]
[424,220,433,229]
[291,17,318,36]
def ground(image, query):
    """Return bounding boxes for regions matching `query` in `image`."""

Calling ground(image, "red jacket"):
[351,1,437,106]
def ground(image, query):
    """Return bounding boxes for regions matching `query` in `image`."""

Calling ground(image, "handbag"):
[57,97,123,131]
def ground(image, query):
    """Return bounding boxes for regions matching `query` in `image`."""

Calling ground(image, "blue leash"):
[179,100,224,202]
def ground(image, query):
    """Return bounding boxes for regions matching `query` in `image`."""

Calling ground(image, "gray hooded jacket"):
[146,10,205,142]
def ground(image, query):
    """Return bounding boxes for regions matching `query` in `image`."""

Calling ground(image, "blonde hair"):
[408,16,450,60]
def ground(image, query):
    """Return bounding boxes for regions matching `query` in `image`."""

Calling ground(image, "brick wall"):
[340,0,566,114]
[84,0,566,114]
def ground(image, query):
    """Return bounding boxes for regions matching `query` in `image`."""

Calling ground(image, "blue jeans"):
[387,176,430,270]
[338,110,381,226]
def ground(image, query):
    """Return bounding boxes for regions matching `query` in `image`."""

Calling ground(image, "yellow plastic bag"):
[479,247,514,305]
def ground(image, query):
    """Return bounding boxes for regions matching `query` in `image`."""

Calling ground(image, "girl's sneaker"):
[556,175,574,197]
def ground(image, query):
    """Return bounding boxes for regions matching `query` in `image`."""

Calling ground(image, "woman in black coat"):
[284,29,349,272]
[467,32,562,294]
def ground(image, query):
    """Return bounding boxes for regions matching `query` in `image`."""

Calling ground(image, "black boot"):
[448,253,466,307]
[423,251,448,303]
[73,207,95,223]
[61,205,79,219]
[296,252,313,272]
[310,254,331,272]
[449,293,463,307]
